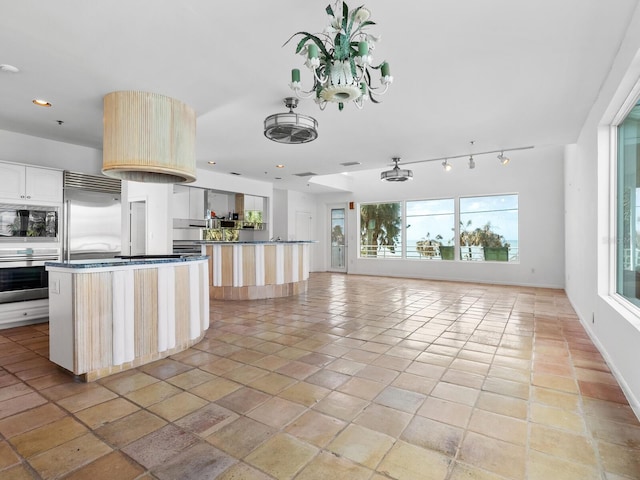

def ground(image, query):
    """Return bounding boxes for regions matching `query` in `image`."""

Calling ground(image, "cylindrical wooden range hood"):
[102,91,196,183]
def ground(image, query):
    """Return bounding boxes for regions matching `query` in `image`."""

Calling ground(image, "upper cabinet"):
[0,162,62,204]
[172,185,206,219]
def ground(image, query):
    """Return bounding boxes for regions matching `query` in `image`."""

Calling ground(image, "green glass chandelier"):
[287,1,393,111]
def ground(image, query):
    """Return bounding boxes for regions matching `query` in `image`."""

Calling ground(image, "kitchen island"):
[196,241,314,300]
[45,256,209,381]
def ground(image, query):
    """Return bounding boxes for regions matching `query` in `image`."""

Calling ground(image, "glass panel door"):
[330,207,346,271]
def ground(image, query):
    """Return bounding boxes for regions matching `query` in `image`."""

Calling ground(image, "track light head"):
[498,152,510,165]
[468,155,475,169]
[442,159,452,172]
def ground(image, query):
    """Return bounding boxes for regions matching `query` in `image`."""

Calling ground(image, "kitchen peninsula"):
[197,241,314,300]
[45,256,209,381]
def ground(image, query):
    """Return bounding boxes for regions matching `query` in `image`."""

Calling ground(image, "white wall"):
[126,181,173,255]
[314,145,565,288]
[0,130,102,174]
[565,5,640,417]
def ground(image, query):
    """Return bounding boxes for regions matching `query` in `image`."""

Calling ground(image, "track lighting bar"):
[397,145,534,166]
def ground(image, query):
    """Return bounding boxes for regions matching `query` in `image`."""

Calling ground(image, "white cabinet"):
[189,188,205,219]
[0,299,49,329]
[0,162,62,204]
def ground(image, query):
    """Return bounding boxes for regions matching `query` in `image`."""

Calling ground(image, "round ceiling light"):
[381,157,413,182]
[264,97,318,144]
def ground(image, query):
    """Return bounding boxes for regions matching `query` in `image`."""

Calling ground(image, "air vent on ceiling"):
[294,172,317,177]
[339,161,361,166]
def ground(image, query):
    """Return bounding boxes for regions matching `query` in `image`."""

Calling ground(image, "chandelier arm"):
[291,87,317,99]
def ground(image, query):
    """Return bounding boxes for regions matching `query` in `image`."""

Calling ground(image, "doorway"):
[129,200,147,256]
[329,206,347,272]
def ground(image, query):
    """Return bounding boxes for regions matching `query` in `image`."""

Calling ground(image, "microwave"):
[0,204,59,240]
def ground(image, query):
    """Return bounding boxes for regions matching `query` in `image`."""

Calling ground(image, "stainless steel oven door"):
[0,265,49,303]
[0,247,59,303]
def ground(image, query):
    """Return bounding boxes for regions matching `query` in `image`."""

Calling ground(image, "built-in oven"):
[0,247,59,303]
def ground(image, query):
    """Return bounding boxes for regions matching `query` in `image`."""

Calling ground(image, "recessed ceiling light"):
[32,99,52,107]
[276,164,285,168]
[0,64,19,73]
[207,161,216,165]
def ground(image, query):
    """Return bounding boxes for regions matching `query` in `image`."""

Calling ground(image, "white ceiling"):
[0,0,638,192]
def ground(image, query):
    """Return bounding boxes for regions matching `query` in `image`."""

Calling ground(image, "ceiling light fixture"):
[276,164,285,168]
[287,1,392,111]
[102,91,196,183]
[32,99,52,107]
[207,161,216,165]
[442,159,452,172]
[264,97,318,144]
[497,152,510,165]
[0,64,19,73]
[399,145,534,168]
[381,157,413,182]
[468,156,475,169]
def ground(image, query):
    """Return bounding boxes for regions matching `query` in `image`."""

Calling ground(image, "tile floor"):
[0,273,639,479]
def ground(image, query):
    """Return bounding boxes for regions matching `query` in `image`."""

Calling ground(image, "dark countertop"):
[45,255,208,269]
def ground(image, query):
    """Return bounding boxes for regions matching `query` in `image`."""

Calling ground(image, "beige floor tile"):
[206,416,276,458]
[10,416,87,458]
[337,377,386,400]
[527,450,601,480]
[0,440,20,470]
[28,432,112,479]
[417,397,473,428]
[74,397,140,429]
[124,380,183,407]
[248,372,297,394]
[94,410,166,448]
[285,410,346,447]
[55,385,119,413]
[327,424,394,469]
[279,381,330,406]
[216,462,274,480]
[62,451,145,480]
[189,377,242,401]
[458,431,526,479]
[449,461,513,480]
[377,440,451,480]
[166,368,216,389]
[247,396,306,429]
[99,371,159,395]
[296,450,372,480]
[147,391,209,421]
[313,391,369,421]
[530,402,585,433]
[245,433,318,479]
[353,403,412,437]
[468,409,527,445]
[529,424,598,467]
[597,441,640,478]
[0,403,66,438]
[0,463,37,480]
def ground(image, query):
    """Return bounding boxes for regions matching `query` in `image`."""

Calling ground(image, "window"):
[406,198,455,260]
[459,194,519,262]
[360,202,402,258]
[616,100,640,305]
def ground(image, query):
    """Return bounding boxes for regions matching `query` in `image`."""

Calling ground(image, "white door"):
[130,201,147,255]
[295,211,312,240]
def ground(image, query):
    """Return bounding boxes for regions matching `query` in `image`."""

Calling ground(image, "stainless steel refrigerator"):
[62,171,122,261]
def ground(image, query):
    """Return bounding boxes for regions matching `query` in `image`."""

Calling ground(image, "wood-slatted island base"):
[45,256,209,381]
[196,241,314,300]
